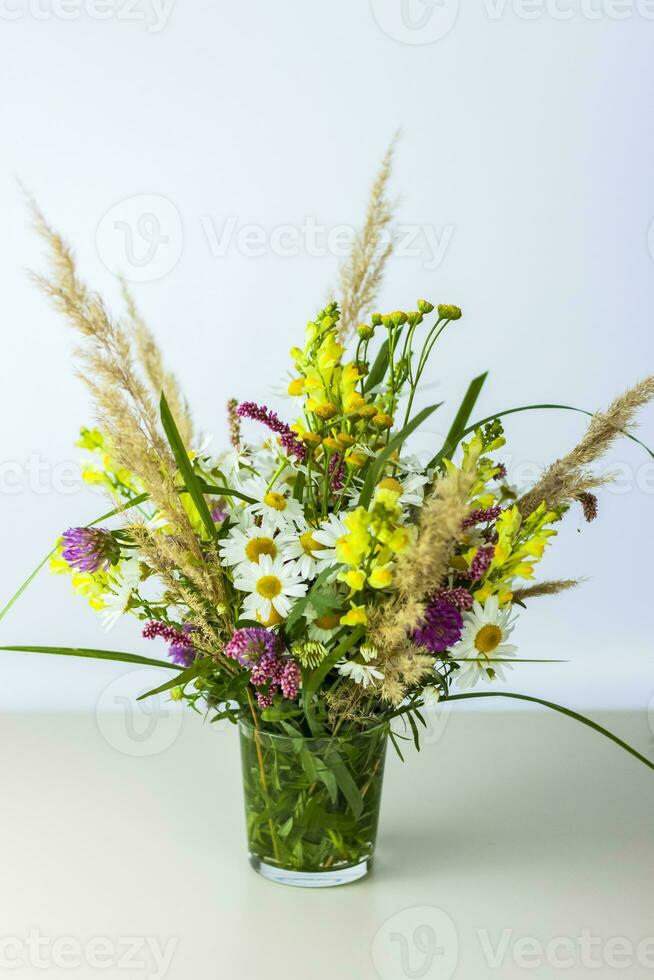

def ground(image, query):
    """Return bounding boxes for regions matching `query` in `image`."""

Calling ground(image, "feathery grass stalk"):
[337,139,397,342]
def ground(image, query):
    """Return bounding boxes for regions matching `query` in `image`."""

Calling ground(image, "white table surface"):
[1,709,653,979]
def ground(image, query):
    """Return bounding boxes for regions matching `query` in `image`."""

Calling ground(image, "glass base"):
[249,854,371,888]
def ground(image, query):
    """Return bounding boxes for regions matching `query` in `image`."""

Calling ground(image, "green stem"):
[246,691,282,863]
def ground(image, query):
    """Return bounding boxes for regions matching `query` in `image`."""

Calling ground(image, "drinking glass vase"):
[239,720,388,887]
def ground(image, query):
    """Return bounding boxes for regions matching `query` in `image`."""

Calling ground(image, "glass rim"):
[238,717,389,742]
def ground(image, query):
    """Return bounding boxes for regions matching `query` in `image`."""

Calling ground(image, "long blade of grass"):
[462,404,654,460]
[358,403,442,508]
[428,371,488,469]
[0,645,182,670]
[160,392,220,544]
[441,691,654,772]
[137,663,200,699]
[196,480,256,504]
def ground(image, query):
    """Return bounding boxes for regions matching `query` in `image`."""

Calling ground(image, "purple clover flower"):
[329,452,346,491]
[413,597,464,654]
[467,545,495,581]
[225,627,301,706]
[237,402,306,462]
[143,621,197,667]
[462,505,502,529]
[61,527,120,573]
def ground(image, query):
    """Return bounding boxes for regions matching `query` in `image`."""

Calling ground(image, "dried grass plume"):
[337,137,397,342]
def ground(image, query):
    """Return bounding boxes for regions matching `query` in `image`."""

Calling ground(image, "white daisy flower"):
[398,472,430,508]
[218,520,284,569]
[239,476,305,531]
[336,647,384,687]
[450,595,518,688]
[305,602,342,643]
[277,526,327,579]
[233,554,308,623]
[101,555,142,631]
[312,513,349,566]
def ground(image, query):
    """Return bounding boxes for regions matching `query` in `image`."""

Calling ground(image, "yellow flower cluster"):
[336,479,414,626]
[50,544,109,610]
[287,305,393,467]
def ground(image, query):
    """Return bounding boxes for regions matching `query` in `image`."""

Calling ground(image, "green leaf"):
[292,471,305,503]
[389,730,405,762]
[0,645,182,670]
[463,404,654,461]
[196,480,257,504]
[364,334,400,394]
[406,711,421,752]
[358,403,442,509]
[235,618,265,630]
[160,392,220,544]
[285,567,334,633]
[428,372,488,469]
[314,758,338,803]
[0,491,150,624]
[137,663,201,700]
[326,753,365,819]
[261,704,303,723]
[441,691,654,773]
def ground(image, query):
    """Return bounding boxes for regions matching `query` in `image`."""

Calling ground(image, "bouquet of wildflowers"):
[4,164,654,884]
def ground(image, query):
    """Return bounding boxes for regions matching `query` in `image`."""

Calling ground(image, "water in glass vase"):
[239,720,388,888]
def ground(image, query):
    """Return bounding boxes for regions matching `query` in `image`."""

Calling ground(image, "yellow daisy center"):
[300,531,324,556]
[474,624,503,655]
[314,613,340,630]
[256,575,283,599]
[263,491,287,512]
[245,537,277,562]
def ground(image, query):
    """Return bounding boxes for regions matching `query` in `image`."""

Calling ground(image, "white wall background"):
[0,0,653,713]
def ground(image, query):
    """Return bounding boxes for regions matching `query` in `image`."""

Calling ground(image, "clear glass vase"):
[239,720,388,888]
